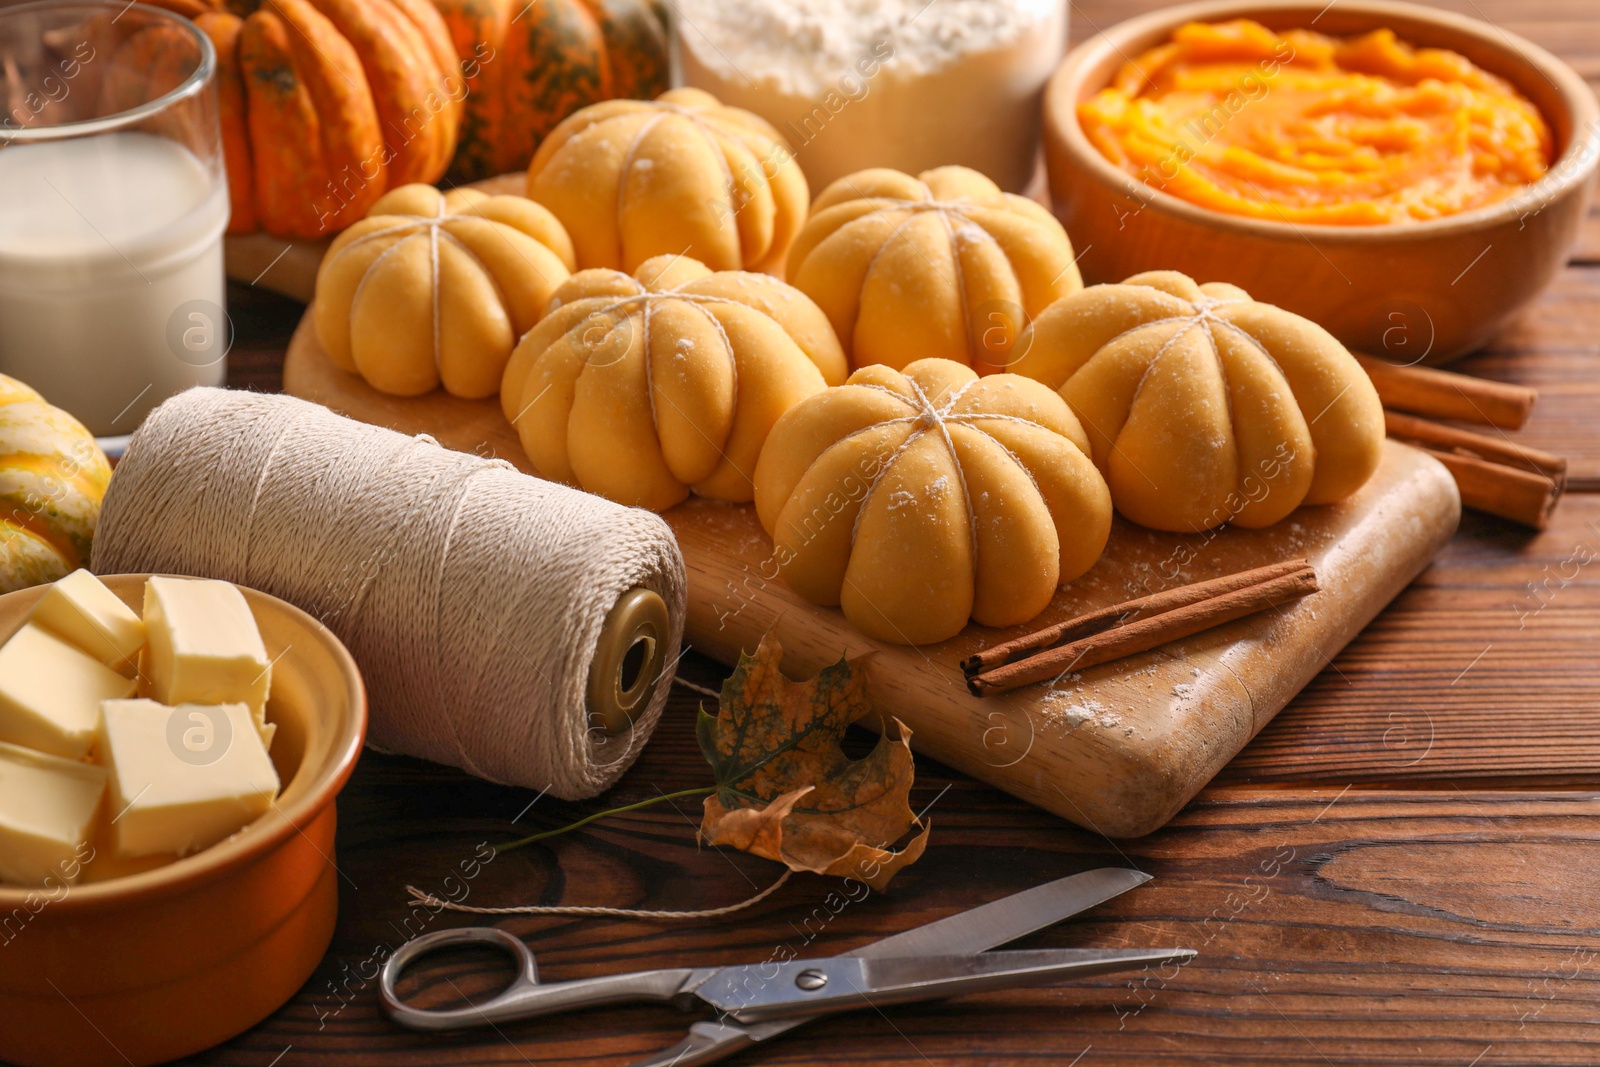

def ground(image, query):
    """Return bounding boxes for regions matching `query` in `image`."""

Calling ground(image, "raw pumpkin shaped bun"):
[786,166,1083,375]
[502,254,848,511]
[526,87,807,274]
[0,374,112,593]
[1010,271,1385,533]
[313,183,575,399]
[753,358,1112,646]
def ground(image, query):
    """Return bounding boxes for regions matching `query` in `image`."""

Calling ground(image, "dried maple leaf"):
[697,634,930,890]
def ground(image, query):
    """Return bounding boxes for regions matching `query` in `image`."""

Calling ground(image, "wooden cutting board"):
[283,318,1460,838]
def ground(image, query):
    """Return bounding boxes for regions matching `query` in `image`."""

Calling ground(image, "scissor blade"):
[861,947,1194,991]
[846,867,1152,961]
[621,868,1153,1067]
[704,947,1194,1022]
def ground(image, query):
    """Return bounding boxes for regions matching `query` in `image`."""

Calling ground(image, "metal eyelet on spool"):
[586,588,671,736]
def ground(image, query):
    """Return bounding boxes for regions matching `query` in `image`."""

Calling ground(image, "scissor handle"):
[380,926,705,1032]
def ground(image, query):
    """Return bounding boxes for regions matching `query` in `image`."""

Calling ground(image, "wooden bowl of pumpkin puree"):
[1043,0,1597,363]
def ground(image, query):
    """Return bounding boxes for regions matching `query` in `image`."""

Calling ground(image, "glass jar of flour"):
[0,1,229,437]
[675,0,1068,194]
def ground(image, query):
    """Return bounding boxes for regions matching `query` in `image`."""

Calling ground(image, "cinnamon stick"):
[967,563,1319,697]
[1356,354,1535,430]
[1382,410,1565,528]
[960,558,1314,676]
[1383,410,1566,482]
[1415,446,1562,529]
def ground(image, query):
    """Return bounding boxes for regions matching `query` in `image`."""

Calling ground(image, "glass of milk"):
[0,1,229,436]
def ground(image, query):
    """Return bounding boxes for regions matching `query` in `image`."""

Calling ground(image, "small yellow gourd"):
[0,374,112,593]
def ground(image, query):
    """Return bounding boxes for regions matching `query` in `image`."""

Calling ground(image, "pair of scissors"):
[380,867,1190,1065]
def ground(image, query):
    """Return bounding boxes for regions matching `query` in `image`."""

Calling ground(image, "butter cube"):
[99,699,280,858]
[0,624,138,759]
[142,577,272,744]
[0,740,105,886]
[28,569,145,674]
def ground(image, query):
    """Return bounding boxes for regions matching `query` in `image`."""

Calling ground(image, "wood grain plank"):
[1223,495,1600,783]
[1575,198,1599,264]
[224,282,302,393]
[1485,267,1600,355]
[170,696,1600,1066]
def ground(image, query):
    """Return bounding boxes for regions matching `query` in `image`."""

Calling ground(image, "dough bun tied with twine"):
[753,358,1112,646]
[526,87,808,275]
[502,253,848,511]
[91,388,686,801]
[1008,270,1385,533]
[313,183,576,399]
[786,166,1084,375]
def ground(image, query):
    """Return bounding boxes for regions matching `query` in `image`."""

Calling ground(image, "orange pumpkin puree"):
[1077,20,1552,224]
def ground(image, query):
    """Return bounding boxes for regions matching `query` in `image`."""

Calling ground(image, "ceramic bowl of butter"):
[0,574,365,1067]
[1043,0,1599,363]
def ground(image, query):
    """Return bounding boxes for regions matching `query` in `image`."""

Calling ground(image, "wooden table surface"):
[185,2,1600,1063]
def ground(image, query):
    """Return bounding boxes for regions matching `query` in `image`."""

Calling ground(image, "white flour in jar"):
[675,0,1066,193]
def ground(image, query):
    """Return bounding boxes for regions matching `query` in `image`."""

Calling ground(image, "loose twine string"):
[92,388,687,800]
[402,673,799,921]
[404,870,791,920]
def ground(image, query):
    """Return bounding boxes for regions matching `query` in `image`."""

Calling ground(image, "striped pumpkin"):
[432,0,669,183]
[145,0,464,240]
[0,376,112,594]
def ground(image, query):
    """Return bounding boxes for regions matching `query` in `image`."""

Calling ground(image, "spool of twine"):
[91,388,686,800]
